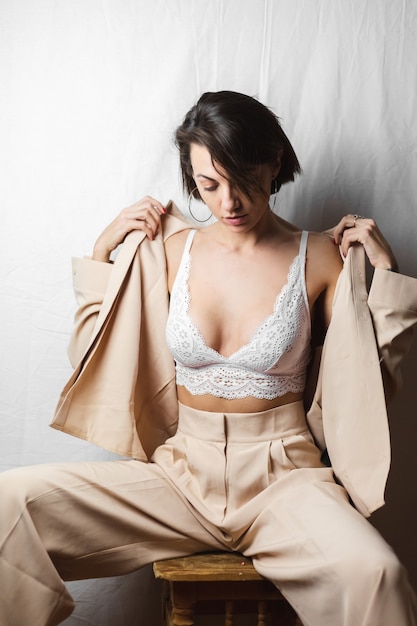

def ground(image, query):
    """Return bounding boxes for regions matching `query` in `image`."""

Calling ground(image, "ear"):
[272,149,284,178]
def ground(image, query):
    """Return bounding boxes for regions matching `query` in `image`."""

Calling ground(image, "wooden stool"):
[153,551,302,626]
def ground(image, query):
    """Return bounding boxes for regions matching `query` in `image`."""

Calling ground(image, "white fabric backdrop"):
[1,1,417,624]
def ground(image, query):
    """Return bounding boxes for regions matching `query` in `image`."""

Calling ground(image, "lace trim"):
[166,244,311,400]
[175,365,307,400]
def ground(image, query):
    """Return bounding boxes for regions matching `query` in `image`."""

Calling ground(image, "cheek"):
[261,173,274,193]
[192,182,206,202]
[197,187,217,206]
[196,187,209,204]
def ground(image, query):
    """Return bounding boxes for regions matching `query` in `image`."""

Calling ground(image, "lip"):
[223,214,248,226]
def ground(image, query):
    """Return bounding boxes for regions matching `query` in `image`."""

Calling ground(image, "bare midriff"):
[177,386,304,413]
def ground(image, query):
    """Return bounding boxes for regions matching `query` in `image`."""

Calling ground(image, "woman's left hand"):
[333,214,398,271]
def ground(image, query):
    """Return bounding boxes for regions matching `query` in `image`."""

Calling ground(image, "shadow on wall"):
[61,566,165,626]
[296,180,417,590]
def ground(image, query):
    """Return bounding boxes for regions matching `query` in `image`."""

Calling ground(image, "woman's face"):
[190,143,279,232]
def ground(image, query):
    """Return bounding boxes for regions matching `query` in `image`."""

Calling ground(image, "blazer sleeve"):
[368,268,417,400]
[67,257,113,367]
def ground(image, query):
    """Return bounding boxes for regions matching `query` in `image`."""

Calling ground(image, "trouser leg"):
[0,460,224,626]
[237,477,417,626]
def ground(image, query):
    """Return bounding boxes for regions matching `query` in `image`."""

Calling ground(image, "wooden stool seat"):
[153,551,302,625]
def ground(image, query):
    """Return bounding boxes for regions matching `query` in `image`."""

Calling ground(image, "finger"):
[119,203,161,236]
[333,215,354,244]
[124,214,160,240]
[129,196,166,216]
[140,219,158,241]
[136,209,163,239]
[333,214,369,244]
[333,215,397,269]
[340,220,383,259]
[93,199,165,260]
[339,228,362,257]
[128,203,166,237]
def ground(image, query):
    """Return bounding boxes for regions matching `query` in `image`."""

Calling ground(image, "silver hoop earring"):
[270,177,279,195]
[270,177,279,213]
[187,188,212,223]
[270,194,278,212]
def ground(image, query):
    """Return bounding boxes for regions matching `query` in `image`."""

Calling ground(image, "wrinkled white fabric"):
[2,1,417,624]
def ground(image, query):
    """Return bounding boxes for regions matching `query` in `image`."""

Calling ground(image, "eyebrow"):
[195,174,218,182]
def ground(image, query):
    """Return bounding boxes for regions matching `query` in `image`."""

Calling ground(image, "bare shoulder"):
[305,231,344,340]
[165,228,192,257]
[306,230,343,283]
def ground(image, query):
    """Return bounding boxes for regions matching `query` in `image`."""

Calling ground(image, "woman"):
[1,91,417,626]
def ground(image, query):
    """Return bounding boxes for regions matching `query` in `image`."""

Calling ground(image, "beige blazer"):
[51,202,417,517]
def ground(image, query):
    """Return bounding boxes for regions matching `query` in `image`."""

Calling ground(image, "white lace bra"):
[165,230,311,400]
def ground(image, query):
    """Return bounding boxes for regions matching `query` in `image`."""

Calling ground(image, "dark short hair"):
[174,90,301,200]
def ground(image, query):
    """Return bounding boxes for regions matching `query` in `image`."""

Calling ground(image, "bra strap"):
[175,229,197,277]
[299,230,310,312]
[183,229,197,255]
[299,230,309,260]
[169,229,197,297]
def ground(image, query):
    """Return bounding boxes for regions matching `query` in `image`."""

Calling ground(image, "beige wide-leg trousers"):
[1,401,416,626]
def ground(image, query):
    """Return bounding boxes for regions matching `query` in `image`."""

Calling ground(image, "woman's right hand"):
[92,196,166,262]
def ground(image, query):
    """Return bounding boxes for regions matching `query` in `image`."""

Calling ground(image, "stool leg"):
[257,600,267,626]
[169,582,195,626]
[171,605,195,626]
[225,600,234,626]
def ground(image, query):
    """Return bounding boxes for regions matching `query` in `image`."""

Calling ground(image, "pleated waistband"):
[177,400,309,443]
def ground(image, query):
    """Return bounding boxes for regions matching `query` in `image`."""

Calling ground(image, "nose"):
[221,184,239,211]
